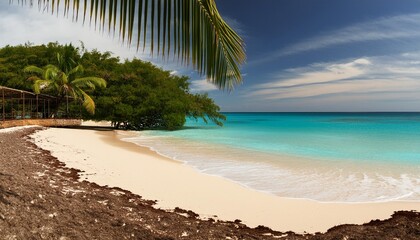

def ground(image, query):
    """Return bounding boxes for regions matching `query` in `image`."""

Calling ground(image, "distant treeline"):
[0,42,225,130]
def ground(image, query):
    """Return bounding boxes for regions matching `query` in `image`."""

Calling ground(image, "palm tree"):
[12,0,246,90]
[24,55,106,115]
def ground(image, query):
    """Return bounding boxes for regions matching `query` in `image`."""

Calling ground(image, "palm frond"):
[68,64,84,79]
[23,65,44,75]
[80,89,96,114]
[61,72,69,84]
[44,64,60,80]
[72,77,107,90]
[33,79,52,94]
[11,0,246,89]
[27,76,41,82]
[44,64,60,71]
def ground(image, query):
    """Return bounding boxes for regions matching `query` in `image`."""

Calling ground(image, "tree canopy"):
[0,42,226,130]
[24,54,107,115]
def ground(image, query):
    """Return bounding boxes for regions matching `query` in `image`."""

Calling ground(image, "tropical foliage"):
[24,54,106,114]
[0,42,226,130]
[0,42,56,91]
[11,0,246,89]
[85,57,225,130]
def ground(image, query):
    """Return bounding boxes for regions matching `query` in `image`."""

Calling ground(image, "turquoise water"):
[170,113,420,164]
[125,113,420,202]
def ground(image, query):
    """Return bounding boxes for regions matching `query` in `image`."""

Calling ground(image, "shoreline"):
[30,126,420,233]
[120,134,420,205]
[122,129,420,203]
[115,130,420,205]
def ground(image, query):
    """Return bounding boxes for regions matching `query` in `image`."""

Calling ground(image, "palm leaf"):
[11,0,246,90]
[23,65,44,75]
[72,77,107,89]
[27,76,41,82]
[44,64,60,80]
[68,64,84,78]
[33,79,52,94]
[80,89,96,114]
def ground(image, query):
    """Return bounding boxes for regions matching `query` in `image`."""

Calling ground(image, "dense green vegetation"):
[0,42,225,130]
[24,53,107,115]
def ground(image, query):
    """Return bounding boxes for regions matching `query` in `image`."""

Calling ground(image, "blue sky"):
[2,1,420,111]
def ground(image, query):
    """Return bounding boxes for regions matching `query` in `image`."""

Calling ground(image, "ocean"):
[123,113,420,203]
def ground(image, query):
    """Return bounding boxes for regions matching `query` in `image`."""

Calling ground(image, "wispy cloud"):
[248,53,420,101]
[251,13,420,65]
[0,2,148,60]
[256,58,371,89]
[190,79,218,93]
[223,16,246,37]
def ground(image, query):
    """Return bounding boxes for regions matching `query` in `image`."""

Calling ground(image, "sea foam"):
[123,113,420,203]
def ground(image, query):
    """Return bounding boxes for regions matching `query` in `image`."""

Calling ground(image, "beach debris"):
[5,235,18,239]
[97,200,108,206]
[262,233,273,236]
[173,207,199,219]
[61,186,85,196]
[0,125,39,133]
[175,212,189,218]
[110,190,125,196]
[111,219,126,227]
[123,207,133,212]
[33,171,47,179]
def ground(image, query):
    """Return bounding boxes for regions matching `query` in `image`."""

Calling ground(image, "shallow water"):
[124,113,420,202]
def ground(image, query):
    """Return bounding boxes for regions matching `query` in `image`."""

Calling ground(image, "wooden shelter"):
[0,86,61,121]
[0,86,82,128]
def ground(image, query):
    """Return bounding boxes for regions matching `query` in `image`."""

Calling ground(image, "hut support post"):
[36,95,39,119]
[66,94,69,118]
[22,92,25,119]
[2,88,4,121]
[30,99,32,118]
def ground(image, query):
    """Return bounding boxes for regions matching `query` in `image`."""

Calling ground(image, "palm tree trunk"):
[66,94,69,118]
[50,96,64,118]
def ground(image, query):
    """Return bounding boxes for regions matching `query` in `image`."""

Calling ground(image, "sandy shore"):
[4,126,293,239]
[31,127,420,233]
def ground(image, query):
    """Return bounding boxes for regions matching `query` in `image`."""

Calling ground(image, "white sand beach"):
[31,126,420,233]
